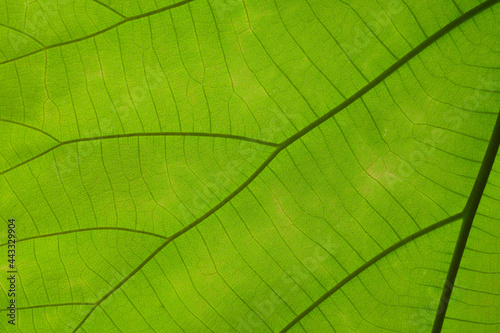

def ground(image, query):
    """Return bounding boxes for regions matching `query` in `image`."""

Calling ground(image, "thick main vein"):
[72,0,500,330]
[0,0,197,66]
[432,110,500,332]
[0,303,95,312]
[0,227,168,247]
[0,118,60,143]
[278,112,500,332]
[278,0,500,148]
[279,212,464,332]
[0,131,279,176]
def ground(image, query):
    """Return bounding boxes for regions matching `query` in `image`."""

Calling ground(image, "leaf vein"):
[0,0,197,66]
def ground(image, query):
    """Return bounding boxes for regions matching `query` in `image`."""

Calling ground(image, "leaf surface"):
[0,0,499,332]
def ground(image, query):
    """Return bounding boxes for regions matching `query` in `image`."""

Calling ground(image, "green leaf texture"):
[1,0,499,332]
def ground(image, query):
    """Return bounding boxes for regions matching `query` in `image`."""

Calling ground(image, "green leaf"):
[1,0,499,332]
